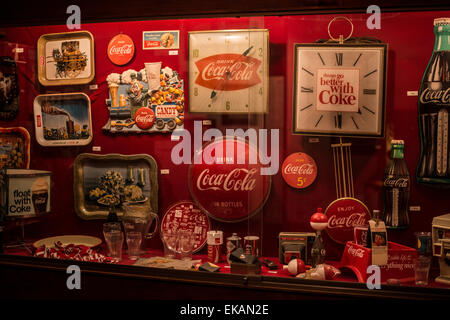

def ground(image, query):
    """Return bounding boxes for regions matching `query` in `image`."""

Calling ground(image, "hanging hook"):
[327,16,354,43]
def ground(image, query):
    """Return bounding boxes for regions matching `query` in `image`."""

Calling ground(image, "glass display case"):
[1,1,450,302]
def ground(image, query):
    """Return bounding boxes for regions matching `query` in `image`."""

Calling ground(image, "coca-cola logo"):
[109,44,133,56]
[196,168,257,192]
[347,245,364,258]
[383,177,409,188]
[107,34,135,66]
[189,137,270,222]
[284,163,314,175]
[419,87,450,104]
[135,107,155,130]
[194,54,262,91]
[325,198,370,245]
[281,152,317,189]
[328,212,367,229]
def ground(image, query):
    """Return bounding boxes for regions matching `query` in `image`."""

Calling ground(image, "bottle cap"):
[391,140,404,145]
[434,18,450,26]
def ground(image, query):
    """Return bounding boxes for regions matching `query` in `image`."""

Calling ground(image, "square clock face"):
[189,29,269,114]
[293,43,387,138]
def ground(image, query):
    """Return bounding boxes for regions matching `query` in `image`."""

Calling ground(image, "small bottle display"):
[383,140,410,229]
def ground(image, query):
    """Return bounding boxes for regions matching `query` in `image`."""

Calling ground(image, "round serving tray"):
[160,200,210,253]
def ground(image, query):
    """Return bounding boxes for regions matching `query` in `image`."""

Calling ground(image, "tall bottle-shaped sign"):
[417,18,450,184]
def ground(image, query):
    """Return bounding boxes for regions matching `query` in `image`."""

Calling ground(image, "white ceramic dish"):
[33,235,102,248]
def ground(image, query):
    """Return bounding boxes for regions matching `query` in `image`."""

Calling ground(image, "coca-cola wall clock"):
[281,152,318,189]
[37,31,95,86]
[0,56,19,120]
[188,29,269,114]
[33,93,93,146]
[107,33,135,66]
[293,41,387,138]
[103,63,184,133]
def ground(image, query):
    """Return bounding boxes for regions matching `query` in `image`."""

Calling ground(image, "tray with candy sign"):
[103,63,184,133]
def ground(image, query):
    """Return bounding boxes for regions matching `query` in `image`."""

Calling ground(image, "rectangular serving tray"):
[33,93,93,146]
[73,153,158,220]
[37,31,95,86]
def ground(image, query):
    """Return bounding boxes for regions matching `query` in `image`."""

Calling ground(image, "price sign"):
[281,152,318,189]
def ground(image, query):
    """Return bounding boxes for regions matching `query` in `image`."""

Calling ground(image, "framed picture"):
[189,29,269,114]
[143,31,179,50]
[293,43,387,138]
[0,56,19,120]
[73,153,159,220]
[37,31,95,86]
[0,127,30,169]
[33,93,93,146]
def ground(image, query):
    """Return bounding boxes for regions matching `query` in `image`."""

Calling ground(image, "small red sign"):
[325,198,371,245]
[281,152,317,189]
[135,107,155,130]
[36,115,41,128]
[189,137,271,223]
[107,34,135,66]
[194,54,262,91]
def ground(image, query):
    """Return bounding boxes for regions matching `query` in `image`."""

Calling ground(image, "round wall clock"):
[188,29,269,114]
[293,42,387,138]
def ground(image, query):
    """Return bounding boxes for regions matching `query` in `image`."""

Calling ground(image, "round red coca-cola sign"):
[281,152,317,189]
[107,34,135,66]
[135,107,155,130]
[189,137,271,223]
[324,198,371,245]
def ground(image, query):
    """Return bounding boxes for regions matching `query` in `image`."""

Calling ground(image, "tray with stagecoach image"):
[73,153,158,220]
[33,93,92,146]
[37,31,95,86]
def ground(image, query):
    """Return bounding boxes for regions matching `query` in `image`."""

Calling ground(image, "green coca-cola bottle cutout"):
[417,18,450,184]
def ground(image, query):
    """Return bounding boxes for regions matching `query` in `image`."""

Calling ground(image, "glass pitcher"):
[122,202,159,253]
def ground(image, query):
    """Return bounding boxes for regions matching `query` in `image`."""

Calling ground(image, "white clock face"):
[189,29,269,114]
[293,44,386,137]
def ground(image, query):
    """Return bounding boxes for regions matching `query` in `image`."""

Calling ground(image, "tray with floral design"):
[37,31,95,86]
[0,127,30,169]
[73,153,158,220]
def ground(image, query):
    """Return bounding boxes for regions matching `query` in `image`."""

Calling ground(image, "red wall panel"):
[1,11,449,260]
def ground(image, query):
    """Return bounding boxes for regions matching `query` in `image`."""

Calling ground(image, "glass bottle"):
[383,140,410,229]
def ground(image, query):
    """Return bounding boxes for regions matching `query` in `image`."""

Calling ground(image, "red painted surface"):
[1,11,450,261]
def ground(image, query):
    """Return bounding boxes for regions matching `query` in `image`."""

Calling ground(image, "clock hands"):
[210,45,254,99]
